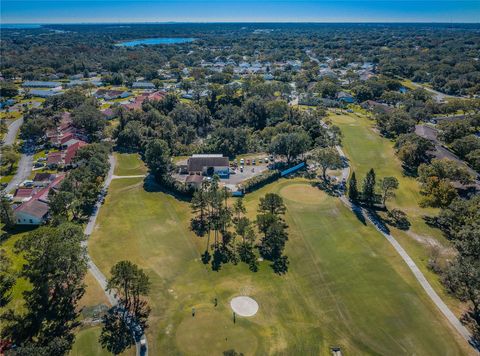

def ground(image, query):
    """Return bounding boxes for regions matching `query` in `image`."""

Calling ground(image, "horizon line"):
[2,20,480,25]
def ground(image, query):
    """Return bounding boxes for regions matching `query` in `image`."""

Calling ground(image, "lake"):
[115,37,195,47]
[0,24,42,29]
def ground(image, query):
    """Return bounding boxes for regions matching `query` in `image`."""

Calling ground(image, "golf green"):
[88,157,470,354]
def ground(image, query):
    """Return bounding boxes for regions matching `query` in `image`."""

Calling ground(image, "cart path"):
[83,154,149,356]
[335,145,477,351]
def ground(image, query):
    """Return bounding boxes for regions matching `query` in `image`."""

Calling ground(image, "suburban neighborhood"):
[1,20,480,356]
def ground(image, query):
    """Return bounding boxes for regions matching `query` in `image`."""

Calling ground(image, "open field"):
[328,110,466,316]
[113,152,147,176]
[88,154,471,355]
[70,326,135,356]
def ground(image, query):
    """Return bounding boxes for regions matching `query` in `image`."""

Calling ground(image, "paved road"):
[409,82,454,103]
[2,117,35,194]
[4,117,23,145]
[335,145,477,351]
[4,150,34,193]
[83,154,148,356]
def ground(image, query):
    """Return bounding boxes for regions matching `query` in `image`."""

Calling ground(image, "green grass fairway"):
[88,157,470,354]
[113,152,147,176]
[70,327,112,356]
[70,326,135,356]
[328,111,466,316]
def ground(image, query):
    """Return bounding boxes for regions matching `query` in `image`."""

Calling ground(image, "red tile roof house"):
[64,141,88,166]
[47,151,64,169]
[13,188,37,203]
[185,174,204,189]
[124,91,166,110]
[33,173,56,187]
[47,113,87,147]
[14,175,64,225]
[46,141,87,169]
[101,108,116,119]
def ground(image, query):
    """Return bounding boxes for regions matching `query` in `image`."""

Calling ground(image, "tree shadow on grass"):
[365,208,391,235]
[142,176,191,203]
[311,180,341,197]
[350,202,367,226]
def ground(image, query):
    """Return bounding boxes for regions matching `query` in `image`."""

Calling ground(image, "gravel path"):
[83,154,148,356]
[335,145,476,350]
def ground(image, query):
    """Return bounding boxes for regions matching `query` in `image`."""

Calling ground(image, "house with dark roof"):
[187,154,230,178]
[33,173,55,187]
[361,100,393,113]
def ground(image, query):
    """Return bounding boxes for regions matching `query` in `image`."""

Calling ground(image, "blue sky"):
[2,0,479,24]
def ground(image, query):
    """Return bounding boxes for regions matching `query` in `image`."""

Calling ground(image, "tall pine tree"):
[362,168,376,206]
[348,172,359,201]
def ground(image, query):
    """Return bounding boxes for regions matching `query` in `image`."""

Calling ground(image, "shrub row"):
[240,169,281,193]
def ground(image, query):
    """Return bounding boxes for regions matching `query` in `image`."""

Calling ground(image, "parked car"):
[240,158,245,165]
[252,159,256,165]
[264,157,269,163]
[21,180,34,187]
[240,166,244,172]
[246,159,251,165]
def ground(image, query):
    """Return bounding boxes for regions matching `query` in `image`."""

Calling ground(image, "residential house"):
[337,91,355,104]
[185,174,204,189]
[124,91,166,110]
[13,188,36,203]
[47,152,63,169]
[33,173,56,187]
[14,175,64,225]
[29,89,61,98]
[22,81,61,88]
[132,81,156,90]
[264,73,274,81]
[101,108,116,119]
[361,100,393,113]
[64,141,88,166]
[94,89,131,100]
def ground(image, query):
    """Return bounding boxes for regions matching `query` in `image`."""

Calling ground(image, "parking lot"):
[224,163,269,184]
[173,155,272,189]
